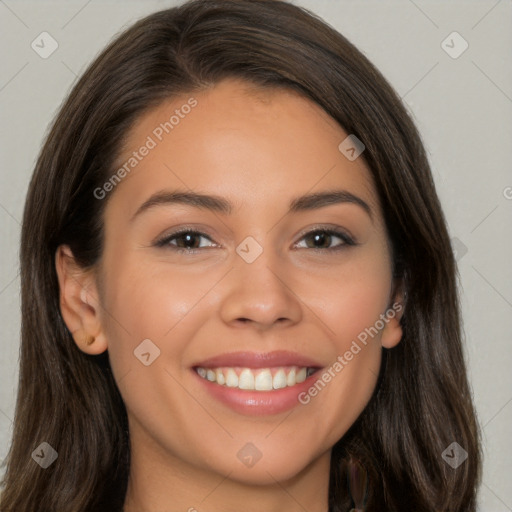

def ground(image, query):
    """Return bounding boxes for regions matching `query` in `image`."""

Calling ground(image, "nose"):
[218,246,303,331]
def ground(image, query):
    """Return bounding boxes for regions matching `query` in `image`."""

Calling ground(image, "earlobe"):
[381,284,406,349]
[55,245,108,355]
[380,315,403,349]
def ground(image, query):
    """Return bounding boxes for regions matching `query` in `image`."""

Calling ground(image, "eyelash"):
[154,227,356,254]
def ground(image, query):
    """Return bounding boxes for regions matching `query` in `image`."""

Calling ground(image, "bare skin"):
[56,78,404,512]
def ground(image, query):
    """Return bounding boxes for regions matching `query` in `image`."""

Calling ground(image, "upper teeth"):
[195,366,315,390]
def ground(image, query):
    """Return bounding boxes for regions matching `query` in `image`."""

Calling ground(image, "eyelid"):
[153,226,218,249]
[293,225,356,245]
[292,227,356,250]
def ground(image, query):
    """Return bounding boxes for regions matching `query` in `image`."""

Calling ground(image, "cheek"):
[104,211,219,315]
[291,245,391,433]
[97,257,215,440]
[97,251,213,378]
[303,247,393,349]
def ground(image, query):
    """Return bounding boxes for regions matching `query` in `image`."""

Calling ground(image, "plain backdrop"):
[0,1,511,510]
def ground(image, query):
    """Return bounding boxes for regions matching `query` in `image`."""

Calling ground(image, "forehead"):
[105,77,380,220]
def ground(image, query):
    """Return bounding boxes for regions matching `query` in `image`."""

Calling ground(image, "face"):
[59,77,403,486]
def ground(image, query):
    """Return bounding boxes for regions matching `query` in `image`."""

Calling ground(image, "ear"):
[55,245,108,355]
[380,279,406,349]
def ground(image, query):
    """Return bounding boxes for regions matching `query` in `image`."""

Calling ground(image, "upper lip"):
[192,350,323,369]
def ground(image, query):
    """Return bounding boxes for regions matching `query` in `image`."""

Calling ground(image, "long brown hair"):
[0,0,481,510]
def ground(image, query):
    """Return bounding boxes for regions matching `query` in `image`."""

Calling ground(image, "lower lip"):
[192,369,321,416]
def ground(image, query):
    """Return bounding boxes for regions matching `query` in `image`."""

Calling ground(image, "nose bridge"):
[237,242,283,293]
[218,235,302,327]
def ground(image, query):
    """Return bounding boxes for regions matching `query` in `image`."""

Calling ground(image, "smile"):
[194,366,318,390]
[191,351,324,415]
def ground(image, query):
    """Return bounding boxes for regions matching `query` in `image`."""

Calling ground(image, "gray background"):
[1,0,511,509]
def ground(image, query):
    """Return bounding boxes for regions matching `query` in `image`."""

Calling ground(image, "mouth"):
[191,351,324,415]
[194,365,319,390]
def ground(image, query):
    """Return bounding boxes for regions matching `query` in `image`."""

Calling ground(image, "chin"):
[213,448,325,486]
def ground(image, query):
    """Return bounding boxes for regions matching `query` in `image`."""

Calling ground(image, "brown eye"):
[304,232,333,249]
[173,232,202,249]
[296,229,355,251]
[155,230,216,251]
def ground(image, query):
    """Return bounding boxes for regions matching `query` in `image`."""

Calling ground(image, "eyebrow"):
[130,189,372,222]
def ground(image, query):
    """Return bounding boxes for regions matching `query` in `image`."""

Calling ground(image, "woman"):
[0,0,481,510]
